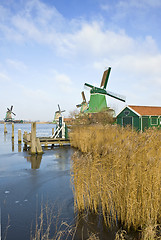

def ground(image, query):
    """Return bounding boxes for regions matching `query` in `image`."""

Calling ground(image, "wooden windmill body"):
[85,67,126,113]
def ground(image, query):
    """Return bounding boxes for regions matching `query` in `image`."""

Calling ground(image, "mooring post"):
[12,138,14,152]
[12,123,14,138]
[23,131,27,149]
[31,122,36,154]
[52,128,54,136]
[18,129,21,143]
[18,143,21,152]
[36,138,43,154]
[4,123,7,133]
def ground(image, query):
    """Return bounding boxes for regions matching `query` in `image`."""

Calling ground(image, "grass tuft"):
[70,124,161,236]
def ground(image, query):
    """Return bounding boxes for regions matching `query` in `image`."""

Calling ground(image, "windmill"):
[84,67,126,113]
[53,104,65,123]
[76,91,89,113]
[5,105,16,122]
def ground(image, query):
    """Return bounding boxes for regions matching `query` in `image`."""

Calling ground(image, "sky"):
[1,0,161,121]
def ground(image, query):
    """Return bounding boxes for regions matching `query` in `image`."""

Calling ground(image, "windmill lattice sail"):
[84,67,126,113]
[100,67,111,89]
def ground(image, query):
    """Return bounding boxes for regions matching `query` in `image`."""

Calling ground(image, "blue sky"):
[1,0,161,121]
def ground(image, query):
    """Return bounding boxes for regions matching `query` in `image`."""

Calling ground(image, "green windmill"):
[4,105,16,122]
[53,104,65,123]
[76,91,89,113]
[84,67,126,113]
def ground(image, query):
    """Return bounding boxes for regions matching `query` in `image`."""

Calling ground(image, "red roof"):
[64,118,73,122]
[129,105,161,116]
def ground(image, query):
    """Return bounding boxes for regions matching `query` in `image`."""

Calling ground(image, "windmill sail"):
[76,104,82,108]
[106,90,126,102]
[76,91,89,112]
[100,67,111,89]
[12,111,16,116]
[81,91,86,102]
[57,104,65,113]
[84,83,94,89]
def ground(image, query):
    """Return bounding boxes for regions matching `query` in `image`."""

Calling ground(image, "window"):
[124,111,130,116]
[151,117,158,125]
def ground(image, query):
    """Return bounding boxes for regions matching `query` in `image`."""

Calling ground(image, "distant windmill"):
[84,67,126,113]
[53,104,65,123]
[5,105,16,122]
[76,91,89,113]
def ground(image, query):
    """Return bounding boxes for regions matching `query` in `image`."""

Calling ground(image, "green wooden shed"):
[116,105,161,131]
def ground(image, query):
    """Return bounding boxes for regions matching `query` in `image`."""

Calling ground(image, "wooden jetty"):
[23,122,70,154]
[23,135,70,148]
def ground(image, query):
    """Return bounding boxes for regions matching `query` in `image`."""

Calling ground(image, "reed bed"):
[70,124,161,233]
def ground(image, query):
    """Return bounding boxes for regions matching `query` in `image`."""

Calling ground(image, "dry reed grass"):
[68,110,115,127]
[30,203,75,240]
[141,223,160,240]
[30,203,101,240]
[70,124,161,236]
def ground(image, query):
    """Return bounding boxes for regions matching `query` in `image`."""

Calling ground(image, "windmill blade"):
[7,108,10,112]
[100,67,111,89]
[76,104,82,108]
[106,90,126,102]
[12,112,16,116]
[57,104,65,113]
[81,91,86,102]
[84,83,94,89]
[11,105,13,111]
[58,104,61,112]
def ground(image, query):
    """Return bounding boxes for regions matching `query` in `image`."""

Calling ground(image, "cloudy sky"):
[1,0,161,121]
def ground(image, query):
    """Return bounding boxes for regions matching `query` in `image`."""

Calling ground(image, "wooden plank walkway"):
[23,136,70,147]
[23,122,70,154]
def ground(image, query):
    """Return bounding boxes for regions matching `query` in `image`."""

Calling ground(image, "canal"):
[0,123,125,240]
[0,123,74,240]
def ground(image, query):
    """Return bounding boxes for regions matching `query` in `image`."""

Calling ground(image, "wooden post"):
[23,131,27,150]
[44,141,48,150]
[31,122,36,154]
[52,128,54,136]
[12,138,14,152]
[12,123,14,138]
[4,123,7,133]
[28,133,31,141]
[18,143,21,152]
[36,138,43,154]
[18,129,21,143]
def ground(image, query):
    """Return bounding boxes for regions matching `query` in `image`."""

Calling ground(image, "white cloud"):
[57,21,159,64]
[55,73,72,85]
[145,0,161,7]
[0,0,65,45]
[0,72,10,82]
[100,4,110,11]
[117,0,161,9]
[19,85,51,103]
[25,0,64,26]
[0,0,158,60]
[12,17,42,40]
[53,71,73,93]
[6,59,27,71]
[0,5,8,21]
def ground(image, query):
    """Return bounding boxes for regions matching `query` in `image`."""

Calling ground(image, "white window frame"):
[150,116,158,125]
